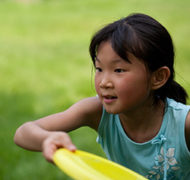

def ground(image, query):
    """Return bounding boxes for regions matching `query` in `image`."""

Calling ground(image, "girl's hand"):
[42,132,76,163]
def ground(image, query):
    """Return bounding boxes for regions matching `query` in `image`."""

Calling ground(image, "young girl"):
[14,13,190,179]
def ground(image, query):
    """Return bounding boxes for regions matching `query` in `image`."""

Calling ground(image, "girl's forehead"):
[97,41,143,64]
[97,41,113,53]
[96,47,128,65]
[97,41,124,59]
[97,41,140,64]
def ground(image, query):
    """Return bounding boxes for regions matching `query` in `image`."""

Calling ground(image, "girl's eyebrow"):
[95,57,130,64]
[95,57,122,63]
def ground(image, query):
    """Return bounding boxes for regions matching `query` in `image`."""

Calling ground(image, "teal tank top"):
[97,98,190,180]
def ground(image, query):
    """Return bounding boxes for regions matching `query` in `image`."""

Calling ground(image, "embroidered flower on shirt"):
[146,147,180,179]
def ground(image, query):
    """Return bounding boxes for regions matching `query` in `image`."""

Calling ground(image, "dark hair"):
[89,13,188,104]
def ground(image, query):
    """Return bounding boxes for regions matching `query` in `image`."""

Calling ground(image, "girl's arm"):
[14,96,102,162]
[185,111,190,151]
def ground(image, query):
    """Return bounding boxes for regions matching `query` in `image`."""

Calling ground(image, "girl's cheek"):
[94,77,100,93]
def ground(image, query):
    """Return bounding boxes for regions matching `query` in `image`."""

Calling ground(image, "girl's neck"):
[119,99,165,143]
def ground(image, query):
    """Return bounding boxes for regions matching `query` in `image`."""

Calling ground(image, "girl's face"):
[95,41,153,115]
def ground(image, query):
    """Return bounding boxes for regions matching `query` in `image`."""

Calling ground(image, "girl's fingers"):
[60,133,77,151]
[42,132,76,162]
[42,143,56,163]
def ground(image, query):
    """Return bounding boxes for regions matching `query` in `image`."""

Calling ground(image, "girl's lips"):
[103,96,117,104]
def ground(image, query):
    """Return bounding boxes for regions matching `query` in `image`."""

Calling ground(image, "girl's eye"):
[114,69,125,73]
[95,67,102,72]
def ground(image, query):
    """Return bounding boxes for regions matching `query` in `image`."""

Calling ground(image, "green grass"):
[0,0,190,179]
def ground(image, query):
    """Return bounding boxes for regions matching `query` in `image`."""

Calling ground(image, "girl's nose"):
[99,78,113,89]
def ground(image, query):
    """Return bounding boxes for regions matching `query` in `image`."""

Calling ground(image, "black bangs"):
[89,16,145,65]
[111,19,144,63]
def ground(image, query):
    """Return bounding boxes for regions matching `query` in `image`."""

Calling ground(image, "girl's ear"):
[151,66,170,90]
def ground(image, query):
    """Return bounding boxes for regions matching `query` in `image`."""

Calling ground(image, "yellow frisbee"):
[53,148,147,180]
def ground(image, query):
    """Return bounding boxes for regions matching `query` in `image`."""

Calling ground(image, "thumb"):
[43,143,57,163]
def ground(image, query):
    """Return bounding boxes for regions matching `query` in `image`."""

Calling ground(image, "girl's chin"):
[103,106,119,114]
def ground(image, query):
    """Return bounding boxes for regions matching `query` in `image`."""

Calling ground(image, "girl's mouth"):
[103,95,117,104]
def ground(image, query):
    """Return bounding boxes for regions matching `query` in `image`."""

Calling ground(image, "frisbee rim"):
[53,148,147,180]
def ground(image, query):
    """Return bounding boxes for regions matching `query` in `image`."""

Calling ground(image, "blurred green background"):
[0,0,190,179]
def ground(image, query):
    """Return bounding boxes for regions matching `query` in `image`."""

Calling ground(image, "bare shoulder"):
[74,96,103,130]
[185,111,190,151]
